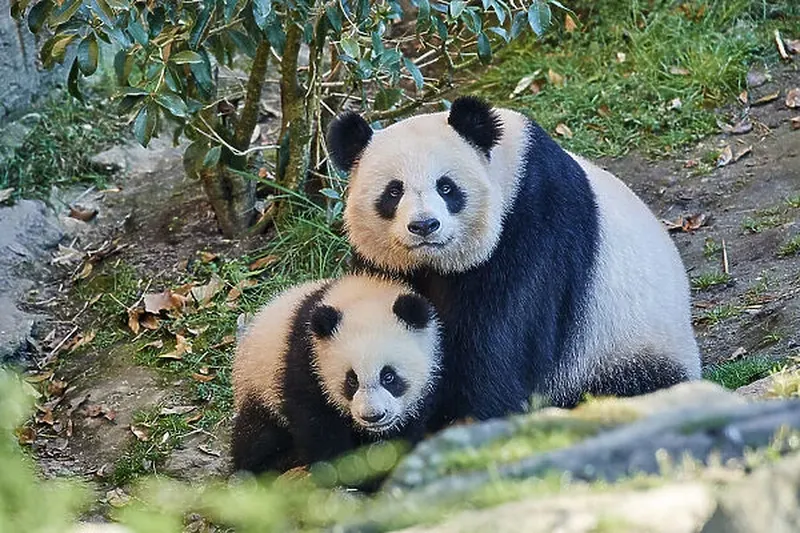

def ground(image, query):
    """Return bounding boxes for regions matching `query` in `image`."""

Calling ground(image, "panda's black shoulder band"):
[327,111,373,173]
[447,96,503,159]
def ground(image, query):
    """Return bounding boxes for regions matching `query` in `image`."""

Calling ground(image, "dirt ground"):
[20,62,800,508]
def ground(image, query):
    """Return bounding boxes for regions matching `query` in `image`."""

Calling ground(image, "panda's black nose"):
[362,411,386,424]
[407,218,440,237]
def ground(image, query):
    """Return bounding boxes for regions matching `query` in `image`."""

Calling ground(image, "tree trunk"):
[199,165,256,238]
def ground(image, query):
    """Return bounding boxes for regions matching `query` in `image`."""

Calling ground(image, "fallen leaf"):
[25,370,54,383]
[190,275,224,306]
[160,405,197,416]
[733,145,752,162]
[226,287,242,302]
[738,91,748,105]
[184,411,203,424]
[68,205,98,222]
[47,379,67,397]
[199,251,217,263]
[529,80,543,95]
[597,105,611,118]
[258,167,269,179]
[616,52,626,63]
[130,425,151,442]
[555,123,573,138]
[746,69,768,88]
[0,188,14,203]
[786,39,800,55]
[36,407,55,426]
[159,334,192,360]
[547,68,564,87]
[139,339,164,351]
[669,66,689,76]
[192,372,215,383]
[731,118,753,134]
[85,404,103,417]
[510,71,540,98]
[682,213,708,232]
[75,261,93,280]
[144,290,187,314]
[775,29,789,60]
[127,309,142,334]
[564,13,577,32]
[187,325,209,336]
[752,91,780,106]
[726,346,747,361]
[52,245,85,266]
[668,97,682,111]
[140,314,161,331]
[791,117,800,130]
[786,88,800,109]
[172,282,197,296]
[104,409,117,422]
[16,427,36,445]
[105,488,131,508]
[197,444,221,457]
[716,145,733,167]
[69,330,96,352]
[211,335,235,349]
[248,255,279,271]
[684,159,699,168]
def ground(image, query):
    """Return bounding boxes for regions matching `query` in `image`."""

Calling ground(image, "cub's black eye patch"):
[436,176,465,214]
[380,366,408,398]
[343,370,359,400]
[375,180,404,219]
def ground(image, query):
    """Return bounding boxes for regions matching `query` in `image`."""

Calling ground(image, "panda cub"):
[327,96,702,428]
[232,275,441,475]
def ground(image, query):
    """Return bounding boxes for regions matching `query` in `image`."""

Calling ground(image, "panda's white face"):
[344,112,507,274]
[309,277,440,434]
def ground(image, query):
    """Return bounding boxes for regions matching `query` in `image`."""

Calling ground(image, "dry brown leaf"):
[68,205,98,222]
[130,425,151,442]
[199,251,218,263]
[160,405,197,416]
[104,409,117,422]
[144,290,187,314]
[597,105,611,118]
[16,427,36,445]
[564,13,577,32]
[248,255,279,271]
[159,333,192,360]
[36,407,55,426]
[555,123,573,138]
[69,330,96,353]
[140,314,161,331]
[785,88,800,109]
[184,411,203,424]
[139,339,164,351]
[211,335,235,349]
[25,370,54,383]
[47,379,67,397]
[733,145,752,162]
[752,91,780,106]
[510,72,540,98]
[738,91,748,105]
[716,145,734,167]
[791,116,800,130]
[663,213,708,233]
[172,282,197,296]
[684,159,699,169]
[669,66,690,76]
[127,309,142,334]
[0,187,14,203]
[547,68,564,87]
[775,29,789,60]
[192,372,215,383]
[190,275,224,306]
[786,39,800,55]
[226,287,242,302]
[75,261,93,280]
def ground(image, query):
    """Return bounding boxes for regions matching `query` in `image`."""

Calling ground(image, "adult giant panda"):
[232,275,441,475]
[327,96,701,428]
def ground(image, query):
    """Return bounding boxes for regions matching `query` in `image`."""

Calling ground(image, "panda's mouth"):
[407,237,453,250]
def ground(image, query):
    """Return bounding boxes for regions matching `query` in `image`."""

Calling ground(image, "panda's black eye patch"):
[343,370,359,400]
[375,180,404,219]
[436,176,465,214]
[380,365,408,397]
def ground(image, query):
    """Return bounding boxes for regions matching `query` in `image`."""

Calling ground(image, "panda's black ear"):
[393,294,434,330]
[326,111,373,173]
[447,96,503,159]
[310,305,342,338]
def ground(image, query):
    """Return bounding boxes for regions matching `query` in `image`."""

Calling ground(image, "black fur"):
[447,96,503,159]
[231,283,436,485]
[381,366,409,398]
[375,180,404,219]
[327,111,373,172]
[309,304,341,338]
[436,176,465,214]
[393,293,433,330]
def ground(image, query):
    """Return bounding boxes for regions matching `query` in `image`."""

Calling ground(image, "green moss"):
[703,356,782,389]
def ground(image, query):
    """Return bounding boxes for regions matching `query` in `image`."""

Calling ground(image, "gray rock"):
[162,433,230,481]
[0,113,41,162]
[89,136,184,175]
[0,199,63,362]
[701,452,800,533]
[737,365,800,400]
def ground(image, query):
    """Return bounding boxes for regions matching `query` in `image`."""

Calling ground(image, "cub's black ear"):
[447,96,503,159]
[327,111,373,173]
[393,294,434,330]
[309,305,342,338]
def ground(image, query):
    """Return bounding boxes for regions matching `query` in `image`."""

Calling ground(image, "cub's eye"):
[438,183,452,195]
[389,186,402,198]
[346,370,358,389]
[380,367,396,386]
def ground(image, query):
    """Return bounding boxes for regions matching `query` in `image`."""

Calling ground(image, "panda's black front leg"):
[286,404,356,467]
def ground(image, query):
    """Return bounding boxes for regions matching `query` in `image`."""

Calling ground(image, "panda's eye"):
[346,371,358,389]
[438,183,452,195]
[380,367,396,386]
[389,186,402,198]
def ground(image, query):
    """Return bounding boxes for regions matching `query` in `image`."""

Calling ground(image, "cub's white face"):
[344,113,505,274]
[310,277,440,434]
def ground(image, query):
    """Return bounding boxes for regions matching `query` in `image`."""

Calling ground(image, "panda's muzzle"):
[407,218,441,237]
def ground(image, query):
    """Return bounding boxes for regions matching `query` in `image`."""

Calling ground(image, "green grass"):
[703,356,782,389]
[691,271,732,291]
[703,238,723,258]
[0,94,125,200]
[697,303,742,326]
[472,0,799,157]
[778,235,800,257]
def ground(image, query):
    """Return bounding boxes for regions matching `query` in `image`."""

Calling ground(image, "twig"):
[46,325,79,362]
[722,238,730,275]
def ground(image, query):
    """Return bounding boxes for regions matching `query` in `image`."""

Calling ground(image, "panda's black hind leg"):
[232,396,297,475]
[564,354,690,408]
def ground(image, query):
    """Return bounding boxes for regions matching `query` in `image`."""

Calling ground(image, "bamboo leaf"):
[477,32,492,64]
[170,50,204,64]
[77,35,99,76]
[403,57,424,91]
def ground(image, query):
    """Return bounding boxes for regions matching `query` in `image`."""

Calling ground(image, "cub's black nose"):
[362,412,386,424]
[407,218,441,237]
